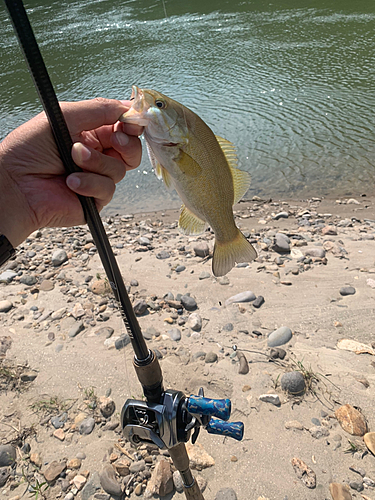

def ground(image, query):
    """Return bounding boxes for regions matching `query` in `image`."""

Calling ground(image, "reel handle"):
[187,395,231,421]
[206,417,244,441]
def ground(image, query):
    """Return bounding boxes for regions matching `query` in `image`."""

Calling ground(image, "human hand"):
[0,98,143,247]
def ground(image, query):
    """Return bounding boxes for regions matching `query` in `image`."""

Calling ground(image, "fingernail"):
[66,175,81,190]
[73,142,91,163]
[115,131,130,146]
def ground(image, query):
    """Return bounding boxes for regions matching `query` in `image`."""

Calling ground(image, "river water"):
[1,0,374,214]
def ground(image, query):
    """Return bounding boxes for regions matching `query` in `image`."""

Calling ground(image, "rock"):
[115,334,131,350]
[134,483,143,495]
[269,347,286,360]
[267,326,292,347]
[363,432,375,455]
[304,247,326,259]
[218,276,230,285]
[112,458,130,476]
[193,242,210,258]
[187,312,202,332]
[0,467,10,487]
[91,279,111,295]
[69,321,84,338]
[81,471,101,500]
[95,326,114,338]
[340,286,356,296]
[322,225,337,235]
[51,249,68,267]
[215,488,238,500]
[79,417,95,435]
[168,328,181,341]
[156,250,170,259]
[99,397,115,418]
[349,480,363,491]
[291,457,316,489]
[181,295,197,311]
[363,477,375,487]
[71,302,85,319]
[51,413,68,429]
[281,371,305,395]
[129,460,145,474]
[205,352,218,363]
[173,470,184,493]
[259,394,280,406]
[133,299,148,316]
[0,300,13,313]
[199,271,211,280]
[329,483,352,500]
[273,233,290,253]
[175,265,186,272]
[224,291,256,306]
[335,404,368,436]
[39,280,55,292]
[273,211,289,220]
[144,457,173,497]
[186,442,215,469]
[43,460,67,483]
[67,458,81,469]
[73,474,87,490]
[20,275,37,286]
[0,271,18,283]
[337,338,375,355]
[0,445,16,466]
[285,420,304,430]
[99,465,122,497]
[237,351,249,374]
[309,426,330,439]
[253,295,265,308]
[30,453,42,467]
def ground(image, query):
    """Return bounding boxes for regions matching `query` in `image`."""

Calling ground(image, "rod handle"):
[186,396,231,421]
[206,417,244,441]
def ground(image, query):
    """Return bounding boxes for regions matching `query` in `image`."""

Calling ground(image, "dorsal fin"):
[215,135,251,204]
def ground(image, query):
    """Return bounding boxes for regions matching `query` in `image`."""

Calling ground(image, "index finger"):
[61,98,130,136]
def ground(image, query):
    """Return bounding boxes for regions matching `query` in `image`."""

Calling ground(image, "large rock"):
[335,404,368,436]
[0,445,16,467]
[51,249,68,267]
[186,442,215,469]
[329,483,352,500]
[281,371,305,395]
[144,457,173,498]
[99,465,122,497]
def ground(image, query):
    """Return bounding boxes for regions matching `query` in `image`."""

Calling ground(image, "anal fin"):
[178,205,206,235]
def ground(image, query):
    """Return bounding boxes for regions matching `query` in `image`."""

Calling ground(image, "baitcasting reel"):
[121,387,244,449]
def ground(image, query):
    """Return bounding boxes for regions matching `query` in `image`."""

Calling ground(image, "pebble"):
[237,351,249,374]
[0,271,18,283]
[0,468,10,487]
[205,352,218,363]
[168,328,181,341]
[349,480,363,491]
[115,334,131,350]
[80,472,101,500]
[253,295,265,308]
[280,371,305,395]
[95,326,114,338]
[99,465,123,497]
[173,470,184,493]
[133,299,148,316]
[267,326,292,347]
[304,247,326,259]
[259,394,280,406]
[69,321,85,338]
[51,249,68,266]
[273,211,289,220]
[335,404,368,436]
[218,276,230,285]
[269,347,286,360]
[181,295,197,311]
[51,412,68,429]
[215,487,238,500]
[224,291,256,306]
[20,275,37,286]
[199,271,211,280]
[99,396,116,418]
[0,300,13,313]
[0,445,16,466]
[291,457,316,489]
[309,426,330,439]
[175,265,186,273]
[187,312,202,331]
[79,417,95,435]
[156,250,170,259]
[43,460,67,483]
[129,460,146,474]
[193,242,210,257]
[223,323,234,331]
[273,233,290,253]
[349,465,366,477]
[339,286,356,296]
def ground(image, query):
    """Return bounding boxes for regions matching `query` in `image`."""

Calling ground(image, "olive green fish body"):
[121,86,257,276]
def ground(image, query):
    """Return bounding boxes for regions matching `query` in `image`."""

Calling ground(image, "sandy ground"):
[0,195,375,500]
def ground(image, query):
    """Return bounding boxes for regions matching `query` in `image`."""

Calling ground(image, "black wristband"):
[0,234,16,268]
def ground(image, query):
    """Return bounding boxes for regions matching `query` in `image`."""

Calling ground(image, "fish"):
[120,86,257,276]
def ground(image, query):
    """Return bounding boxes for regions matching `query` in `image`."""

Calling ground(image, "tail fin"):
[212,229,257,277]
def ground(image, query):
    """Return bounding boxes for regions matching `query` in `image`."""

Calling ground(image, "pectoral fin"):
[177,150,202,177]
[215,135,251,204]
[179,205,206,235]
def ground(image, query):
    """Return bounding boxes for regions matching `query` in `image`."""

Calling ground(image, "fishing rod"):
[3,2,244,498]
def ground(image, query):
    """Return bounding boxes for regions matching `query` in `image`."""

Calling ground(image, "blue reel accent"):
[206,417,244,441]
[187,395,231,421]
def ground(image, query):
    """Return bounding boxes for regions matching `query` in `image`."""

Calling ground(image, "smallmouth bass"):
[121,86,257,276]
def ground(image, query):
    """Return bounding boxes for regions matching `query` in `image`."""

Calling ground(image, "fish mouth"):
[120,86,149,125]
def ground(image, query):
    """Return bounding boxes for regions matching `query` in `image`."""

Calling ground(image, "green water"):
[1,0,375,213]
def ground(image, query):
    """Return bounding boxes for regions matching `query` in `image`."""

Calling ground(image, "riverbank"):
[0,194,375,500]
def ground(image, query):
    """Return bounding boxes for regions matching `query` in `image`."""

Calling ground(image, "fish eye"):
[155,100,166,109]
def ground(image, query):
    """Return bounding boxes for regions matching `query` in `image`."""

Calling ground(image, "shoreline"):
[0,194,375,499]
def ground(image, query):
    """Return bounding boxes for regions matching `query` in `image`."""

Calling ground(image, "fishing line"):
[4,0,150,363]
